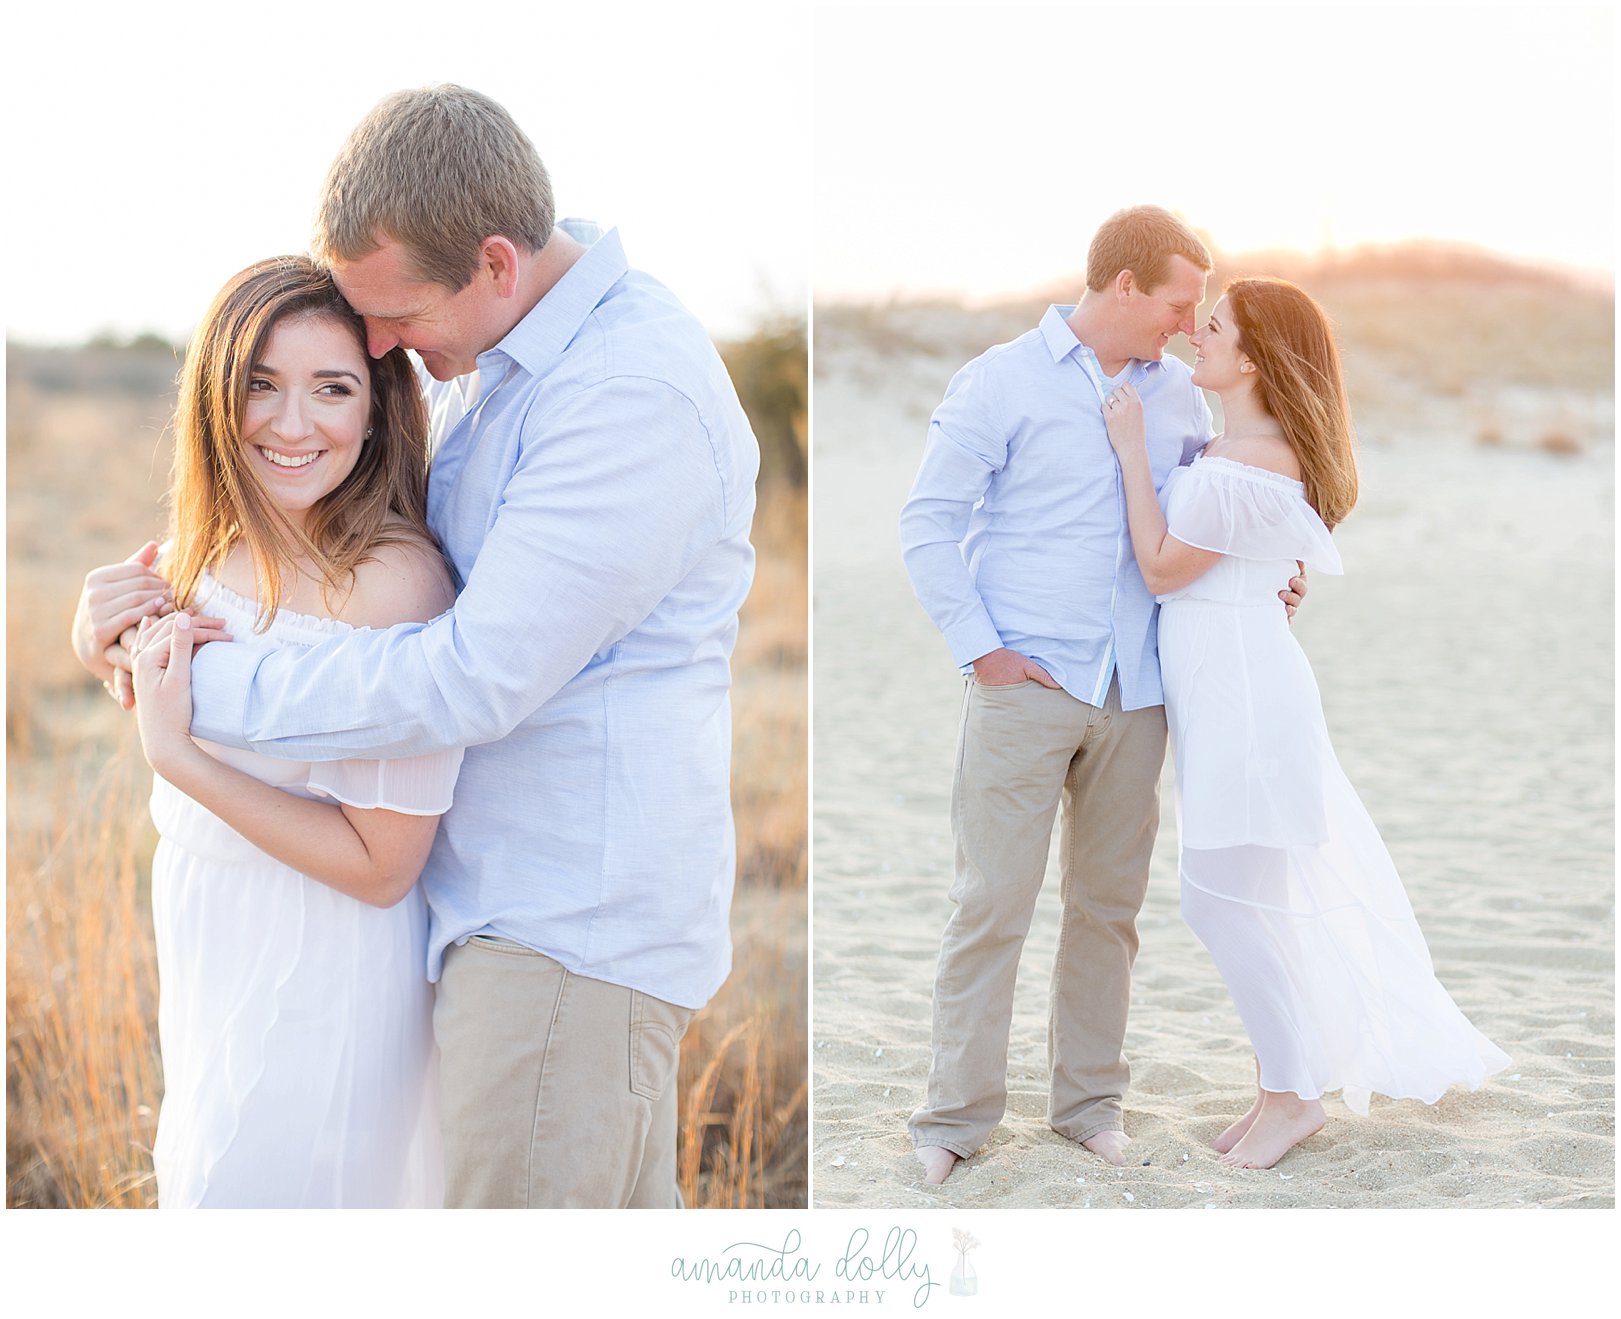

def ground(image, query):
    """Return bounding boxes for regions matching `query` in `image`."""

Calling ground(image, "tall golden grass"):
[5,328,807,1209]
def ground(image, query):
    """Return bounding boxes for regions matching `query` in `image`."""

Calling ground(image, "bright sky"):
[6,4,1609,341]
[815,2,1616,301]
[3,2,810,345]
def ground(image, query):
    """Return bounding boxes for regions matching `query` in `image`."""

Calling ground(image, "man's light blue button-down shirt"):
[189,228,760,1009]
[899,305,1212,711]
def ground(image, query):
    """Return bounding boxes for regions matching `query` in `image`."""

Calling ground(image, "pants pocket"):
[629,991,694,1101]
[466,934,538,957]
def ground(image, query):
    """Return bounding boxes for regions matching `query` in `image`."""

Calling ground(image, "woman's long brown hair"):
[165,255,434,627]
[1227,277,1358,529]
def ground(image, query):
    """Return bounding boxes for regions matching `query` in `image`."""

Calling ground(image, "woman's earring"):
[365,426,375,440]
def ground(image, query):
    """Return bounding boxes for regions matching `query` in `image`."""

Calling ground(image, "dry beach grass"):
[6,327,808,1209]
[810,251,1614,1210]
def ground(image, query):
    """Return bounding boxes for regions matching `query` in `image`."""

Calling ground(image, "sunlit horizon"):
[812,234,1615,309]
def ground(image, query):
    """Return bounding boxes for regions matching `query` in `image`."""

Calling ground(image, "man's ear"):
[1115,268,1136,302]
[478,236,523,298]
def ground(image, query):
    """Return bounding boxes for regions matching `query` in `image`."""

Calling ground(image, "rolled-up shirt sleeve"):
[898,361,1008,667]
[188,374,725,760]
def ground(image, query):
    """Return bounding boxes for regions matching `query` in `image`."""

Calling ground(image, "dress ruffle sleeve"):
[305,747,465,816]
[1166,457,1343,575]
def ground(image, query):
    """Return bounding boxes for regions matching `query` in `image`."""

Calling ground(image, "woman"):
[87,256,459,1206]
[1102,277,1508,1170]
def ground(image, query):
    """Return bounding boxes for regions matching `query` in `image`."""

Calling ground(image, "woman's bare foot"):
[1218,1092,1324,1170]
[1212,1095,1264,1154]
[1213,1060,1265,1153]
[1081,1130,1131,1166]
[915,1146,960,1184]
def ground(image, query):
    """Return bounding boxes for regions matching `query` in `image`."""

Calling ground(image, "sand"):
[809,306,1614,1210]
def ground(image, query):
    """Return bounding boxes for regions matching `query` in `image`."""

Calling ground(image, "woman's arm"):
[135,613,440,908]
[1102,383,1221,595]
[132,539,459,908]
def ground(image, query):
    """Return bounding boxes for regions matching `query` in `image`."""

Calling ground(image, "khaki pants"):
[434,936,695,1208]
[909,675,1166,1157]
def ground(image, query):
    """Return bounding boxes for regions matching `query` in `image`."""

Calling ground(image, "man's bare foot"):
[1218,1093,1324,1170]
[1080,1130,1131,1166]
[915,1146,960,1184]
[1212,1094,1263,1153]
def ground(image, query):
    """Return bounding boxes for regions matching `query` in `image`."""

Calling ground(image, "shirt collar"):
[479,226,630,379]
[1040,305,1083,363]
[1039,303,1163,377]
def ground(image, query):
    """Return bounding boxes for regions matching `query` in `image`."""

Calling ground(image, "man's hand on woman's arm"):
[72,540,230,708]
[72,541,171,684]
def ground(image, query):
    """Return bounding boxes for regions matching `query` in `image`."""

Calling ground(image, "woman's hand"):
[112,605,231,712]
[1103,382,1146,459]
[133,612,202,776]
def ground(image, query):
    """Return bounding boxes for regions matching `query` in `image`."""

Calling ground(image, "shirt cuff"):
[942,614,1004,669]
[186,640,268,752]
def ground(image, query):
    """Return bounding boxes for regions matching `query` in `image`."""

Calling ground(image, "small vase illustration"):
[950,1228,980,1296]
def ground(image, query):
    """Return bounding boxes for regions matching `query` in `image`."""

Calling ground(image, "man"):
[73,85,759,1208]
[899,205,1302,1184]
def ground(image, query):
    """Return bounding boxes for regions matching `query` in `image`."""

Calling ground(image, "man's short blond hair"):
[314,84,554,291]
[1085,205,1212,294]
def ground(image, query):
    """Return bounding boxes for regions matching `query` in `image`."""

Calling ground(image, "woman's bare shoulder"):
[338,526,456,629]
[1218,433,1302,481]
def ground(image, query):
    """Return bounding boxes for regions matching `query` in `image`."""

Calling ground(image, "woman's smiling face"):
[1188,295,1248,391]
[242,313,372,530]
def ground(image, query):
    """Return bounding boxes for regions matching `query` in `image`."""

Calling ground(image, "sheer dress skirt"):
[1157,458,1509,1112]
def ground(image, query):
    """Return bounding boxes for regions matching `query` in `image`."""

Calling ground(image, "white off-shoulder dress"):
[149,573,463,1207]
[1156,455,1509,1113]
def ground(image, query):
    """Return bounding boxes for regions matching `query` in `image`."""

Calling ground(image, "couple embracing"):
[71,85,759,1208]
[901,206,1508,1182]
